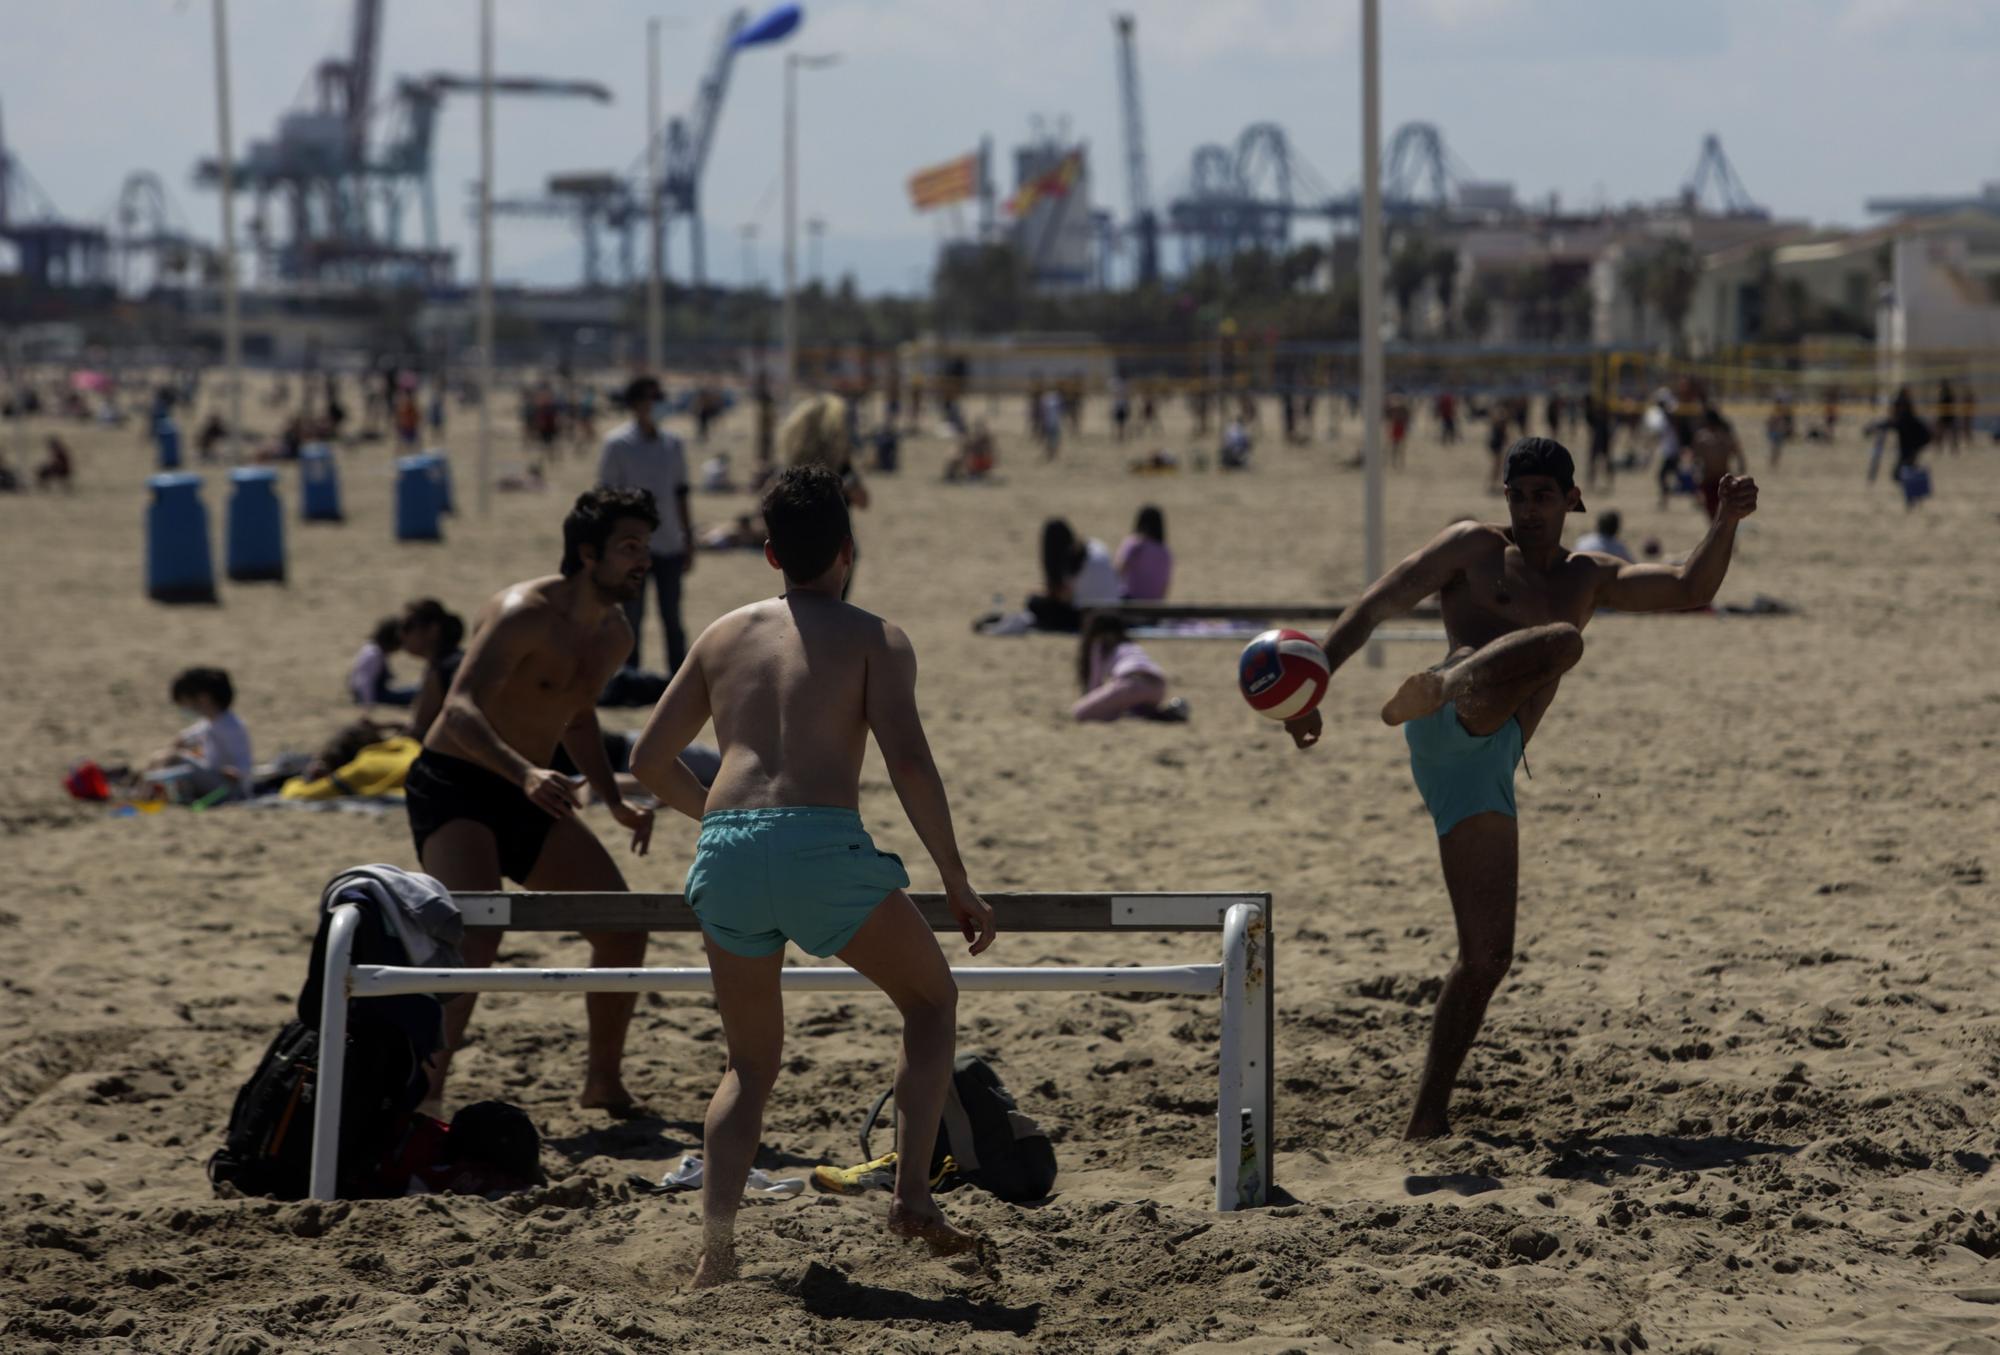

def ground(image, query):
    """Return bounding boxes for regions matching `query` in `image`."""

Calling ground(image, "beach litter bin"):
[155,418,182,471]
[300,442,343,521]
[226,466,285,582]
[146,472,216,603]
[394,454,443,542]
[422,448,455,514]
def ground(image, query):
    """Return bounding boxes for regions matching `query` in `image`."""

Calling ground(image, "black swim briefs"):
[405,749,556,884]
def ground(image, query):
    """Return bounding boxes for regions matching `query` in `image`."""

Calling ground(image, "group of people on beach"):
[359,350,1766,1285]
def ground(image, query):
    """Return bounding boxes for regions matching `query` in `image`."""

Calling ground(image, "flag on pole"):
[1005,150,1082,217]
[734,2,802,48]
[907,152,980,212]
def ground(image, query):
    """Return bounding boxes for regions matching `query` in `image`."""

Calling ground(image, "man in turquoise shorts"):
[1284,437,1759,1139]
[629,464,995,1287]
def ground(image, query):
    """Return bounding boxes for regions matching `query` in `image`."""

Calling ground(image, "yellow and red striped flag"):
[908,153,979,212]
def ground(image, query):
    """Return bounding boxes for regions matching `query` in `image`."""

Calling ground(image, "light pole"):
[782,52,839,414]
[210,0,242,464]
[1359,0,1384,668]
[738,223,759,288]
[646,17,663,372]
[476,0,494,517]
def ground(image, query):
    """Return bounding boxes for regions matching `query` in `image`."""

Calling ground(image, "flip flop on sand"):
[633,1154,805,1198]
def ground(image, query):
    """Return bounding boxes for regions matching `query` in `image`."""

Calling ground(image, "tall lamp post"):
[210,0,242,464]
[1359,0,1384,667]
[781,52,839,415]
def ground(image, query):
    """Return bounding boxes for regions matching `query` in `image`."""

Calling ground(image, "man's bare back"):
[693,592,887,812]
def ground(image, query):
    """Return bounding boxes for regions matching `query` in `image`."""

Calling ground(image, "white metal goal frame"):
[309,890,1274,1210]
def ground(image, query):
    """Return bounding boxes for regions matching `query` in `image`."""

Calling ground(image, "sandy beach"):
[2,392,1998,1353]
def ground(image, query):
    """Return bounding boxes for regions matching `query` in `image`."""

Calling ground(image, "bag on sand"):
[862,1054,1057,1203]
[206,1016,430,1200]
[210,890,442,1200]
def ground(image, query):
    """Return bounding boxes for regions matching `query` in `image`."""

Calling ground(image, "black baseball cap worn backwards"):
[1502,436,1585,513]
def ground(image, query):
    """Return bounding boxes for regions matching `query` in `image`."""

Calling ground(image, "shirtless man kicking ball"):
[629,464,995,1287]
[407,487,658,1112]
[1285,437,1758,1139]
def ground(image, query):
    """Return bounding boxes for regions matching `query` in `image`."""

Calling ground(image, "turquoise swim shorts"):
[684,807,911,958]
[1403,703,1524,836]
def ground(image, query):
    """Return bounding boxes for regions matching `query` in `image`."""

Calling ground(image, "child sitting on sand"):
[1073,615,1186,722]
[144,667,255,802]
[347,617,415,707]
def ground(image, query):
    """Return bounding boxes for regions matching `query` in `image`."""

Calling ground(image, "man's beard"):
[595,569,646,604]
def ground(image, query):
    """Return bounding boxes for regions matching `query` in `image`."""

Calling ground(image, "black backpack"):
[209,891,441,1200]
[206,1016,431,1200]
[863,1054,1057,1203]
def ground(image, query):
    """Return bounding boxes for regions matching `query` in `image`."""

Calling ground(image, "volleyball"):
[1238,628,1330,721]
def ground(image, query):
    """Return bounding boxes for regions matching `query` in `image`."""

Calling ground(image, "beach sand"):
[1,392,1997,1353]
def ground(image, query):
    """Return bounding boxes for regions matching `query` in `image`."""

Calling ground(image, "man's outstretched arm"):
[1595,473,1759,613]
[1287,523,1485,750]
[1319,522,1485,673]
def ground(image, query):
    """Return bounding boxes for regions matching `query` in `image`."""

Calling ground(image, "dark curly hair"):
[170,666,234,709]
[560,486,660,575]
[760,464,851,582]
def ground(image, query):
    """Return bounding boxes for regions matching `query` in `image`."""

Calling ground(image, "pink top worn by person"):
[1114,506,1173,601]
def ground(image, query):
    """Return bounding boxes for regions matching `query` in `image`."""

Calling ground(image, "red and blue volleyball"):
[1238,628,1330,721]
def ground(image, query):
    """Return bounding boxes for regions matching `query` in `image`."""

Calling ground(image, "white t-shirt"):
[185,710,255,789]
[348,641,387,705]
[595,420,690,555]
[1574,531,1633,562]
[1073,539,1122,608]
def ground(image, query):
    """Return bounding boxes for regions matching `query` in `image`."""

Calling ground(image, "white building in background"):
[1009,138,1093,296]
[1878,211,2000,356]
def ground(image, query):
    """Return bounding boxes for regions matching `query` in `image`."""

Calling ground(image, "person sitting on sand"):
[1573,509,1633,563]
[401,598,467,743]
[348,617,416,708]
[408,487,659,1113]
[1114,505,1173,601]
[1282,438,1759,1140]
[701,512,766,551]
[1026,518,1120,633]
[145,666,255,803]
[944,421,997,483]
[629,464,995,1287]
[37,436,73,491]
[1220,417,1253,470]
[1073,615,1186,723]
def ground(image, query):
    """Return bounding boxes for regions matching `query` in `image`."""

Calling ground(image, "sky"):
[3,0,1999,295]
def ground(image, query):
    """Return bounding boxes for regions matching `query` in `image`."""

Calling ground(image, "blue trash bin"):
[156,419,182,471]
[300,442,343,521]
[226,467,285,582]
[394,455,443,542]
[146,473,216,603]
[421,448,455,515]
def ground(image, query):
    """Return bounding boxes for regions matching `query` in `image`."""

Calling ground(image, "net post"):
[308,903,360,1201]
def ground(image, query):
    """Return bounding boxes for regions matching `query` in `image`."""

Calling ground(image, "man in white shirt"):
[596,375,696,673]
[1574,509,1634,563]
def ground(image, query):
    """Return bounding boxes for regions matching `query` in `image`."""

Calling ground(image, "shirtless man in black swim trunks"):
[406,487,659,1111]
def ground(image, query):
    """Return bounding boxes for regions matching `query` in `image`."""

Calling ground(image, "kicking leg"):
[1382,622,1583,734]
[693,937,785,1289]
[837,890,980,1255]
[1406,811,1518,1139]
[523,816,645,1109]
[419,819,504,1111]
